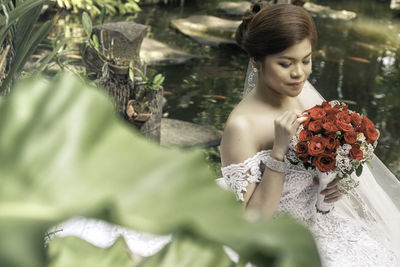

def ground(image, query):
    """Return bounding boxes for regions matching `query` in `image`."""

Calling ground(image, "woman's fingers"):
[324,192,342,203]
[321,184,339,195]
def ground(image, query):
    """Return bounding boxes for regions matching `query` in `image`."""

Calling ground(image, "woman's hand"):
[271,110,308,160]
[314,177,342,203]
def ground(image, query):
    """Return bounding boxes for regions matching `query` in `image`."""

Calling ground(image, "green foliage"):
[0,0,54,94]
[134,66,165,91]
[0,72,321,267]
[53,0,141,17]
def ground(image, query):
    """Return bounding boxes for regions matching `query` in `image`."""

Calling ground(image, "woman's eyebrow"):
[278,51,312,60]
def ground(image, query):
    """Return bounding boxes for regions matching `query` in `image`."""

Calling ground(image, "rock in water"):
[161,118,222,147]
[140,38,199,65]
[171,15,241,47]
[216,2,251,16]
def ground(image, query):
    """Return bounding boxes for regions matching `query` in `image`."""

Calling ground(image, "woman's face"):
[257,38,312,97]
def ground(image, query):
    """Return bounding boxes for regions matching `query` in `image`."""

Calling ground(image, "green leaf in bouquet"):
[0,73,321,267]
[356,164,363,177]
[47,236,135,267]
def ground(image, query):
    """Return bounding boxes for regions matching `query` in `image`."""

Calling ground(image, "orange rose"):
[323,121,339,134]
[299,130,313,141]
[313,153,336,172]
[308,136,326,156]
[337,120,353,132]
[326,135,340,151]
[337,111,351,123]
[350,113,362,126]
[344,131,357,144]
[309,107,326,120]
[297,141,309,154]
[308,120,323,132]
[349,144,363,160]
[301,114,312,127]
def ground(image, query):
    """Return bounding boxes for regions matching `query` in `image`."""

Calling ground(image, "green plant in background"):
[0,0,55,94]
[53,0,141,16]
[133,65,165,91]
[0,72,322,267]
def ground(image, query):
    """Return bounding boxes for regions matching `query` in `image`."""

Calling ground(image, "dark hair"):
[235,3,318,62]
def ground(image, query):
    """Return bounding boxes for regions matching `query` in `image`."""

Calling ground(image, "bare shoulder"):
[220,100,276,167]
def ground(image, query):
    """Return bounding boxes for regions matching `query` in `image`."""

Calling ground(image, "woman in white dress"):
[219,3,400,266]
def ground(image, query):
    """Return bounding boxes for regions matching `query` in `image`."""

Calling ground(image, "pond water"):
[52,0,400,179]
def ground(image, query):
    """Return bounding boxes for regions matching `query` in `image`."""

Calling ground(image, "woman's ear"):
[250,57,258,71]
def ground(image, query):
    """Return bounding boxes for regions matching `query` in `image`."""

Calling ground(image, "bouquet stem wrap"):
[316,170,336,213]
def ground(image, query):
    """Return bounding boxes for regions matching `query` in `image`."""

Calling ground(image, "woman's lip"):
[288,82,303,86]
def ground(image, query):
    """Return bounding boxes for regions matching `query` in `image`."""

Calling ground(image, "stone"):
[140,38,198,65]
[215,1,356,20]
[170,15,241,47]
[216,2,251,16]
[303,2,357,20]
[391,0,400,10]
[160,118,222,147]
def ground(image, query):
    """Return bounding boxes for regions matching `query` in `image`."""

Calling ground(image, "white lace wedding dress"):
[217,147,399,267]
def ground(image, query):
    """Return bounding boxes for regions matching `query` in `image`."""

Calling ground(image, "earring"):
[253,67,258,73]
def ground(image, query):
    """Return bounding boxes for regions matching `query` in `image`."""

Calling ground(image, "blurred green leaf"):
[0,73,321,267]
[82,12,92,38]
[48,236,135,267]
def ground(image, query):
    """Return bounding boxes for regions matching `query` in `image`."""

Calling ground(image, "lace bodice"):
[219,149,399,267]
[220,149,319,223]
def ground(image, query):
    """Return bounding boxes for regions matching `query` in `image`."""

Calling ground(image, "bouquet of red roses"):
[289,100,379,213]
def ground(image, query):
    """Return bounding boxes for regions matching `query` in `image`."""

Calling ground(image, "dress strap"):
[220,150,271,201]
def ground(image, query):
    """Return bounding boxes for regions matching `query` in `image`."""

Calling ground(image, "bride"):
[218,3,400,266]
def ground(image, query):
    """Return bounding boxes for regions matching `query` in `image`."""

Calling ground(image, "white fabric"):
[217,149,398,266]
[230,61,400,265]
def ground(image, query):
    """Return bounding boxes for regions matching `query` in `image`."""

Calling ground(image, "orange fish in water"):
[347,56,371,64]
[201,94,230,100]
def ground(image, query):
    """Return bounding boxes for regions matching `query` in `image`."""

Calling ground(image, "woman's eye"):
[279,63,291,68]
[303,60,311,65]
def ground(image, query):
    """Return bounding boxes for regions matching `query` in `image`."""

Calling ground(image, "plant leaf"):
[82,12,92,38]
[0,73,321,267]
[356,164,363,177]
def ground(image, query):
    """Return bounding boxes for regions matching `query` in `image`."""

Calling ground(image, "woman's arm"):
[220,111,307,218]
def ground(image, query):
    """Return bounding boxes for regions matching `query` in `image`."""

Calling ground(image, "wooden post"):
[83,21,163,143]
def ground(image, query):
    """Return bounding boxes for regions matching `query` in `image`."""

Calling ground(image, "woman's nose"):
[291,64,304,78]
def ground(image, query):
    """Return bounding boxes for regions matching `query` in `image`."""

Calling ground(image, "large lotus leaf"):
[0,73,321,267]
[47,236,135,267]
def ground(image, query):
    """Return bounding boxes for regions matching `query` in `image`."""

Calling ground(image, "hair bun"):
[235,1,269,51]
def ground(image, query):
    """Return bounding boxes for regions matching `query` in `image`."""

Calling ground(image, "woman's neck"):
[250,80,292,108]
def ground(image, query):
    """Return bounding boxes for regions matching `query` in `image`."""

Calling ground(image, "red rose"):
[323,121,339,133]
[324,113,337,123]
[308,136,326,156]
[337,111,351,123]
[298,153,309,163]
[309,107,326,120]
[326,135,340,150]
[308,120,323,132]
[301,114,312,127]
[344,131,358,144]
[321,102,335,115]
[349,144,363,161]
[360,116,378,143]
[297,141,309,154]
[365,125,379,143]
[350,113,362,126]
[299,130,313,141]
[313,153,336,172]
[337,120,354,132]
